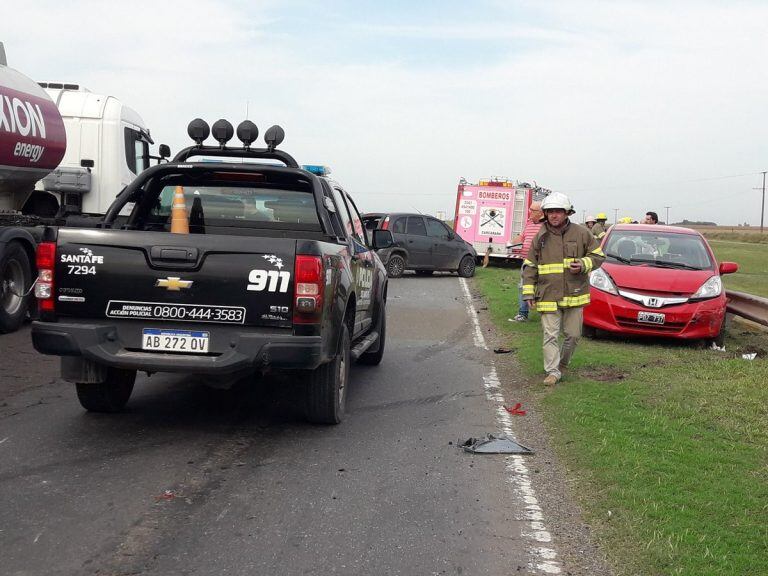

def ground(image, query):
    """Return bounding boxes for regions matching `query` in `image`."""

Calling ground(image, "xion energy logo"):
[0,93,47,139]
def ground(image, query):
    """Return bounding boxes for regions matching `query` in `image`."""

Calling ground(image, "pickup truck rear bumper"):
[32,320,324,375]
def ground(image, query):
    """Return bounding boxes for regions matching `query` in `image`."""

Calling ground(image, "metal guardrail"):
[726,290,768,327]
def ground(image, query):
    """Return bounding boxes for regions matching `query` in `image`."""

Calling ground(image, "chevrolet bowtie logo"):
[155,277,193,291]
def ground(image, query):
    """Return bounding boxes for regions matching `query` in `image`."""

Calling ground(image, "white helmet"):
[585,214,597,223]
[541,192,575,215]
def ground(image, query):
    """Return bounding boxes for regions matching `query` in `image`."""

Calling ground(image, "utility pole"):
[761,172,766,234]
[582,209,586,223]
[664,206,670,225]
[752,172,766,233]
[613,208,619,224]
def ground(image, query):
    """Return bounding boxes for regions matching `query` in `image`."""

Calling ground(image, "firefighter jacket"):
[522,220,605,313]
[591,222,608,240]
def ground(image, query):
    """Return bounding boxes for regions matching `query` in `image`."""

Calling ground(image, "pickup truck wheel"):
[359,301,386,366]
[457,254,476,278]
[386,255,405,278]
[76,368,136,413]
[0,242,32,334]
[306,324,350,424]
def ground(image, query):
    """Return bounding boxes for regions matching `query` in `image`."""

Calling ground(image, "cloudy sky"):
[4,1,767,224]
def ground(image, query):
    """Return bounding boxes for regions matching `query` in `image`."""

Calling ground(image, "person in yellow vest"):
[591,212,609,239]
[522,193,605,385]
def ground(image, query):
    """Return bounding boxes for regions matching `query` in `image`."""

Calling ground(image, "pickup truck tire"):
[457,254,476,278]
[75,368,136,413]
[306,324,350,424]
[0,242,32,334]
[359,301,386,366]
[386,255,405,278]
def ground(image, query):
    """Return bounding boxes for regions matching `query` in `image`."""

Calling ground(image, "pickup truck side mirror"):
[159,144,171,159]
[372,229,395,250]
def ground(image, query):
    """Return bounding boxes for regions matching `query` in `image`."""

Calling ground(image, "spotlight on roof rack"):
[236,120,258,149]
[264,125,285,152]
[187,118,210,146]
[211,119,234,148]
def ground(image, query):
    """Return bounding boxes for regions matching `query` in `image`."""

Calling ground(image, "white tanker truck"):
[0,42,167,333]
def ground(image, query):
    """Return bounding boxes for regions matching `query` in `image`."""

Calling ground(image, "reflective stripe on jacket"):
[521,220,605,312]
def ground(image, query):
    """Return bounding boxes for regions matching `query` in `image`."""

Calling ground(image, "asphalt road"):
[0,274,561,576]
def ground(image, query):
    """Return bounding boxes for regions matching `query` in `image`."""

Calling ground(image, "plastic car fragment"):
[460,434,534,454]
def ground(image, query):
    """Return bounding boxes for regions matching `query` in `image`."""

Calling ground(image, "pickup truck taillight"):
[293,255,324,324]
[35,242,56,312]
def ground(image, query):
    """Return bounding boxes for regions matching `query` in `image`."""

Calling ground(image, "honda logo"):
[645,297,661,308]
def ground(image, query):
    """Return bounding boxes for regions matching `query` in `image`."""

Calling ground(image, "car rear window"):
[148,184,320,231]
[604,231,713,269]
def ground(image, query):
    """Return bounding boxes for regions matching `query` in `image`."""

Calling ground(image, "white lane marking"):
[459,277,487,350]
[460,277,562,575]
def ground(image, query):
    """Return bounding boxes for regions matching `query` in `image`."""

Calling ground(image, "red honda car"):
[583,224,738,345]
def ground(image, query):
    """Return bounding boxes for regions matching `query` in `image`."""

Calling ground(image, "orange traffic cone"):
[170,185,189,234]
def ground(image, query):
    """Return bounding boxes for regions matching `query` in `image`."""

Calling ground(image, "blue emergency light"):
[302,164,331,176]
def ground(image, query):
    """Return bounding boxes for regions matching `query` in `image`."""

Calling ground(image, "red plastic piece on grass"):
[505,403,527,416]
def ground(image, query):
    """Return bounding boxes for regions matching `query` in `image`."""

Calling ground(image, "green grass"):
[474,266,768,576]
[710,240,768,297]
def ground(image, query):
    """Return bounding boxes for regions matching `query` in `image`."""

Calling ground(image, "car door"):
[425,217,457,269]
[331,186,375,336]
[405,216,432,268]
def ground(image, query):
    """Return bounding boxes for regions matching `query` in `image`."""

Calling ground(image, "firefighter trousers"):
[540,307,583,377]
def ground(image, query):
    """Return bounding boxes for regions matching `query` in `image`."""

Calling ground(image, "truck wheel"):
[457,254,476,278]
[360,300,386,366]
[75,368,136,412]
[306,324,350,424]
[0,242,33,334]
[386,255,405,278]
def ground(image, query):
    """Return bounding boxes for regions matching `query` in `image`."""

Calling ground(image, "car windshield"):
[604,230,713,270]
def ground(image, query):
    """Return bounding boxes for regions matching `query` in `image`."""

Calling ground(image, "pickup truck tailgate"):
[53,229,296,328]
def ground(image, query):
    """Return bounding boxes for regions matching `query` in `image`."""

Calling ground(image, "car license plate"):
[637,311,665,325]
[142,329,209,353]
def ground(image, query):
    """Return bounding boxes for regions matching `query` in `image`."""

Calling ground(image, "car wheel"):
[415,270,434,276]
[360,300,386,366]
[386,255,406,278]
[582,324,597,339]
[306,324,350,424]
[0,242,33,334]
[457,254,476,278]
[76,367,136,412]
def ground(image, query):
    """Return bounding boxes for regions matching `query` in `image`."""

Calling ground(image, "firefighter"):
[522,193,605,385]
[584,215,597,230]
[591,212,609,239]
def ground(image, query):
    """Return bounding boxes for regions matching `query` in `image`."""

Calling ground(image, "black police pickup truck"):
[31,119,393,424]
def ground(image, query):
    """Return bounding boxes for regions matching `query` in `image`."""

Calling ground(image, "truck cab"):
[35,83,154,217]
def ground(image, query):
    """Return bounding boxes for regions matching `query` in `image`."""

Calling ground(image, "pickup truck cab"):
[32,120,393,424]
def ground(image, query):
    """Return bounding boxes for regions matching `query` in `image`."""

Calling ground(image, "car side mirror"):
[372,229,395,249]
[719,261,738,275]
[159,144,171,159]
